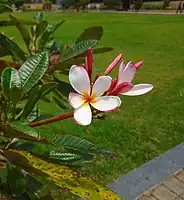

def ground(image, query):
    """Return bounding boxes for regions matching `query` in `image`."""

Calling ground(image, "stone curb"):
[109,142,184,200]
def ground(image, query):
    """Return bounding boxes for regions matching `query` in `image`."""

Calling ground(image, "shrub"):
[14,0,24,10]
[43,0,52,10]
[104,0,121,9]
[133,0,143,10]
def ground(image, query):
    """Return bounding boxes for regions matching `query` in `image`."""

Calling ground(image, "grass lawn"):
[1,12,184,185]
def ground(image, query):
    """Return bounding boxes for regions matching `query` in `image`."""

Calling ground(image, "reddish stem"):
[28,112,74,127]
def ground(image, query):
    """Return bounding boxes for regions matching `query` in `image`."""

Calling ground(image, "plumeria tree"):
[0,15,153,198]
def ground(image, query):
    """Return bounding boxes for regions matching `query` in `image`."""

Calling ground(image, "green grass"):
[1,12,184,185]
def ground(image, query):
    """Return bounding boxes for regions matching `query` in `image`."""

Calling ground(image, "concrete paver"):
[163,176,184,195]
[136,169,184,200]
[152,184,177,200]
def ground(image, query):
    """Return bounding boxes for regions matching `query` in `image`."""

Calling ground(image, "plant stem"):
[28,111,74,127]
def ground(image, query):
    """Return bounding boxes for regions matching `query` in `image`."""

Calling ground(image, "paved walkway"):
[110,143,184,200]
[137,169,184,200]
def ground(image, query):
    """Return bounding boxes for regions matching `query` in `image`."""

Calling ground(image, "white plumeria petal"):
[92,76,112,97]
[118,61,136,83]
[74,103,92,126]
[69,65,90,95]
[122,84,153,96]
[69,92,85,109]
[91,96,121,111]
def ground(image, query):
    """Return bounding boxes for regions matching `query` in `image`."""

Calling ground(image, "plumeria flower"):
[69,65,121,126]
[108,61,153,96]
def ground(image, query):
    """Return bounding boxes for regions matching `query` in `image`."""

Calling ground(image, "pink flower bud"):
[104,53,123,75]
[135,61,143,70]
[85,48,93,82]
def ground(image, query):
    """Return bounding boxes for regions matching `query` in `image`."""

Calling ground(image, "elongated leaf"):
[9,14,31,48]
[27,107,40,123]
[21,87,40,119]
[0,19,37,27]
[1,67,21,90]
[0,0,11,6]
[14,141,94,164]
[39,82,58,96]
[76,26,103,43]
[39,134,117,158]
[0,164,8,184]
[19,51,49,93]
[1,67,21,98]
[2,122,47,143]
[52,20,65,33]
[36,20,48,39]
[61,40,98,62]
[10,87,22,106]
[6,151,121,200]
[0,33,26,61]
[50,135,94,151]
[0,3,12,13]
[21,82,58,119]
[39,25,54,49]
[93,47,114,54]
[7,165,27,195]
[79,47,114,58]
[34,12,44,22]
[49,56,84,73]
[53,96,68,110]
[49,149,94,163]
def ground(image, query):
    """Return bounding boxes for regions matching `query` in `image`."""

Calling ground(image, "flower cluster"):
[68,49,153,126]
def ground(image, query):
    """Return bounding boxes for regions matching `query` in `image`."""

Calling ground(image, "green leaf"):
[2,122,48,143]
[39,25,54,49]
[76,26,103,43]
[9,87,22,106]
[42,40,55,51]
[9,14,31,48]
[7,151,121,200]
[34,12,44,22]
[21,87,40,119]
[0,164,8,184]
[52,96,68,110]
[27,107,40,123]
[1,67,21,90]
[49,56,84,73]
[93,47,114,54]
[50,135,94,151]
[0,3,12,13]
[36,20,49,39]
[14,141,94,164]
[61,40,98,62]
[39,82,58,96]
[0,19,37,27]
[52,20,65,33]
[40,134,117,158]
[49,149,94,163]
[19,51,49,93]
[1,67,21,98]
[0,33,26,61]
[21,82,58,119]
[7,165,27,195]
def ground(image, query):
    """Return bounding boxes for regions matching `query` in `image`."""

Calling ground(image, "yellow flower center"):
[82,92,96,104]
